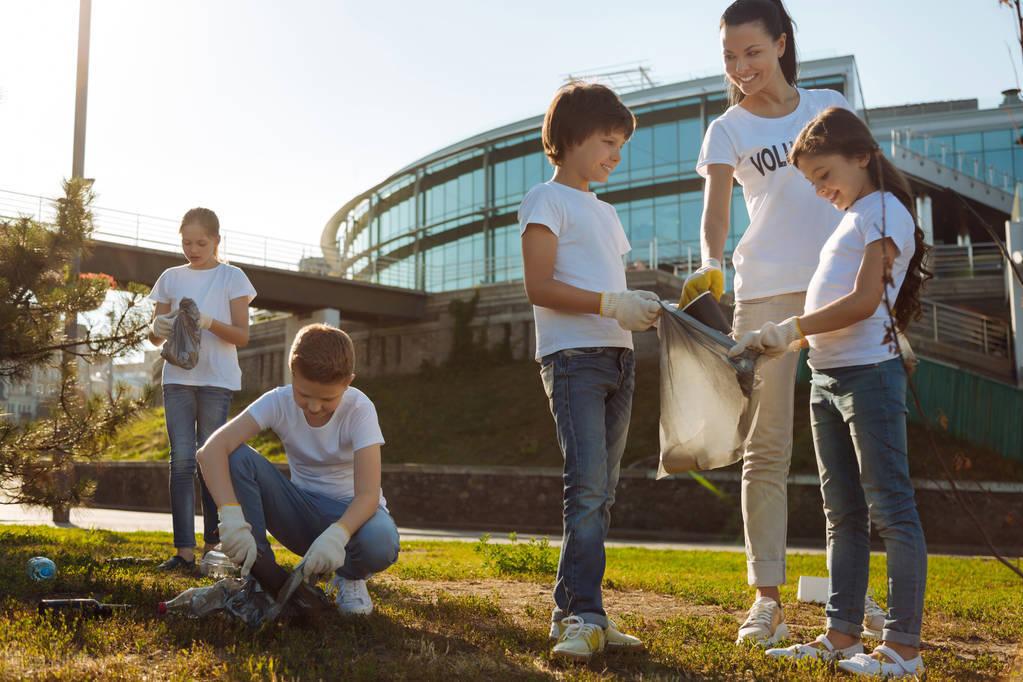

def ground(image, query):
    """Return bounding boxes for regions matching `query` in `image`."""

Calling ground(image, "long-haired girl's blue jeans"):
[540,347,634,629]
[810,357,927,648]
[163,383,232,549]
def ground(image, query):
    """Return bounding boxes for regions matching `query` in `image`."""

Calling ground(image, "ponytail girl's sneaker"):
[551,615,606,662]
[837,644,924,678]
[766,633,863,661]
[736,596,788,645]
[549,616,644,652]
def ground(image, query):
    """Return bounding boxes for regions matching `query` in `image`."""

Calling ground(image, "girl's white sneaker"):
[766,633,864,661]
[837,644,924,678]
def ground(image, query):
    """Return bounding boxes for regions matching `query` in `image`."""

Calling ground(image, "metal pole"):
[1007,217,1023,386]
[56,0,91,525]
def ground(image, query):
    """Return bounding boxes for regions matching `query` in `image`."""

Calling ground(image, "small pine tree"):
[0,179,151,514]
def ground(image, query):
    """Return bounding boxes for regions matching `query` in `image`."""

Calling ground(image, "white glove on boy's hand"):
[198,311,214,330]
[600,290,661,331]
[150,312,176,339]
[728,316,804,359]
[299,523,351,580]
[217,504,258,577]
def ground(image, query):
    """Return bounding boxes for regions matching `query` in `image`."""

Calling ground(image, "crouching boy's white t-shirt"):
[242,385,387,507]
[518,181,633,361]
[804,191,917,370]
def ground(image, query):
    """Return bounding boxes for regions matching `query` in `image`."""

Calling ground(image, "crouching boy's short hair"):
[541,82,636,166]
[289,324,355,383]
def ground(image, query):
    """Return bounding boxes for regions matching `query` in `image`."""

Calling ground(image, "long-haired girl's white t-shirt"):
[696,88,852,301]
[149,262,257,391]
[805,191,917,370]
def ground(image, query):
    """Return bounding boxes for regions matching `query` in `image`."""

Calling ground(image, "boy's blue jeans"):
[227,444,400,580]
[163,384,232,549]
[540,347,635,629]
[810,358,927,648]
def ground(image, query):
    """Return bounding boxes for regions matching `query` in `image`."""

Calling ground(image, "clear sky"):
[0,1,1019,249]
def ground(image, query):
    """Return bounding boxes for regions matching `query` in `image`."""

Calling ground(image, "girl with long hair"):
[731,106,931,678]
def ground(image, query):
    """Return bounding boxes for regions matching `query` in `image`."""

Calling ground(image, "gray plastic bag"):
[160,297,201,369]
[657,302,761,477]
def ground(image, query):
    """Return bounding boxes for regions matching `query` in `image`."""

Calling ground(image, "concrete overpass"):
[82,241,427,323]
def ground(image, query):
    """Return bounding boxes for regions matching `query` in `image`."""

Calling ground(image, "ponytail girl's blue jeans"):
[163,384,233,549]
[540,347,634,629]
[810,357,927,647]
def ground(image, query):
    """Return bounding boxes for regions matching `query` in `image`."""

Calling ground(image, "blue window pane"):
[983,129,1012,150]
[629,127,654,179]
[681,192,702,248]
[631,201,654,250]
[654,196,680,248]
[680,117,702,168]
[507,156,525,200]
[653,122,679,176]
[955,133,983,154]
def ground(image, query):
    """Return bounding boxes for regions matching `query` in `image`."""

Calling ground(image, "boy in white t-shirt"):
[197,324,399,616]
[519,82,660,663]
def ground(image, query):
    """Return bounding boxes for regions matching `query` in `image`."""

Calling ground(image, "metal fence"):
[916,298,1010,358]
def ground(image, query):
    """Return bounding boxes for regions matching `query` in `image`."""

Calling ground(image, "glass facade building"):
[323,55,1012,292]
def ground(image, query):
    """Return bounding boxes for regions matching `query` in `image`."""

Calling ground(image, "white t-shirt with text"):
[805,191,917,370]
[697,88,852,301]
[518,181,633,361]
[149,263,257,391]
[242,385,387,506]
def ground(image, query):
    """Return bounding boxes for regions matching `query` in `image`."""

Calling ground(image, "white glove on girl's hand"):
[217,504,257,577]
[728,316,804,359]
[150,312,177,339]
[198,312,213,329]
[299,523,350,580]
[600,290,661,331]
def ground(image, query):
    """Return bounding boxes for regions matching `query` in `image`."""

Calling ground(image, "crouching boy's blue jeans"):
[227,444,400,579]
[541,347,635,629]
[810,357,927,648]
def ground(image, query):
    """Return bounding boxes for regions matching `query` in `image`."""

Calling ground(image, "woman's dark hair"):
[790,107,932,333]
[542,82,636,166]
[180,207,222,260]
[721,0,798,106]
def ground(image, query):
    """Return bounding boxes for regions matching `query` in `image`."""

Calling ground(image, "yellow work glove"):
[679,258,725,308]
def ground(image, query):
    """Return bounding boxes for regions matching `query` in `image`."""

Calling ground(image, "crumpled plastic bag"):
[162,575,328,628]
[160,297,201,369]
[657,302,761,477]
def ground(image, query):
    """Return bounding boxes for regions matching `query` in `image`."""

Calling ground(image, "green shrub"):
[473,532,557,576]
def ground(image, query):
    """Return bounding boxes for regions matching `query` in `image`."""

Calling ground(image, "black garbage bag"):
[657,302,761,477]
[160,297,201,369]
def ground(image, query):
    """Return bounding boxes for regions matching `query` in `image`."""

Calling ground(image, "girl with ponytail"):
[730,106,929,678]
[682,0,874,647]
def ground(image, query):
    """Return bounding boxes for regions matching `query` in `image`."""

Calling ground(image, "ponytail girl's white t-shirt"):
[696,87,852,301]
[804,191,917,370]
[149,263,257,391]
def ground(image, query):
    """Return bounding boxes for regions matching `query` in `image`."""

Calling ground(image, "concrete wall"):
[73,461,1023,553]
[238,270,686,389]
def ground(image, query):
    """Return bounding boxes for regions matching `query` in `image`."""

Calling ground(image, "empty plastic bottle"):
[27,556,56,581]
[199,551,239,579]
[38,598,126,618]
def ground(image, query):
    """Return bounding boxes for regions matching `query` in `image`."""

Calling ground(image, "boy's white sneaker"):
[329,576,373,615]
[551,615,606,662]
[549,616,644,652]
[837,644,924,678]
[736,596,788,645]
[863,593,886,638]
[766,633,864,661]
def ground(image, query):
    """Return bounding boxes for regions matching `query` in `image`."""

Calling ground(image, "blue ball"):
[27,556,56,581]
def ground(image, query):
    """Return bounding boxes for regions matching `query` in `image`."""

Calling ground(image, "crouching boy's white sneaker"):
[766,633,863,661]
[736,596,788,645]
[837,644,924,678]
[329,576,373,615]
[551,616,606,662]
[549,616,644,652]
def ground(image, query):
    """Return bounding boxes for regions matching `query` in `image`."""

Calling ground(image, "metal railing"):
[891,129,1015,192]
[915,298,1010,358]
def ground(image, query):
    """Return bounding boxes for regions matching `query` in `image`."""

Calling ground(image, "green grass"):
[105,360,1023,483]
[1,525,1020,680]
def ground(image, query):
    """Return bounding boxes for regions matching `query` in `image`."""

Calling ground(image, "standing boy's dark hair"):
[721,0,798,106]
[541,82,636,166]
[790,106,933,333]
[180,207,222,260]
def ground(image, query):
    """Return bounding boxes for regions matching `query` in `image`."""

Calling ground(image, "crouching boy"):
[198,323,399,615]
